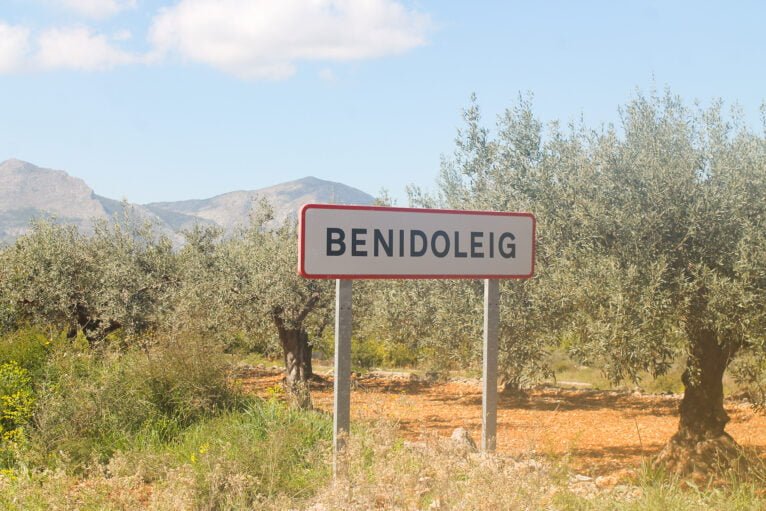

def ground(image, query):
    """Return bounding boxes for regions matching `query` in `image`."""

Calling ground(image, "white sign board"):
[299,204,535,279]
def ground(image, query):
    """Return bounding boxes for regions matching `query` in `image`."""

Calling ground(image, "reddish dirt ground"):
[240,370,766,476]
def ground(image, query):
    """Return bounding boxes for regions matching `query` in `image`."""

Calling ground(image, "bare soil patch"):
[239,370,766,476]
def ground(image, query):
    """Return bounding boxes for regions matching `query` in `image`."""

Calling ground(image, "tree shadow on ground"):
[348,378,681,417]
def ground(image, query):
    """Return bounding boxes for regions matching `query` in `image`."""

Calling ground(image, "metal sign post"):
[482,279,499,452]
[333,279,352,478]
[298,204,536,475]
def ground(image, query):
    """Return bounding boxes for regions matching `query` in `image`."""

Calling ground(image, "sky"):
[1,0,765,204]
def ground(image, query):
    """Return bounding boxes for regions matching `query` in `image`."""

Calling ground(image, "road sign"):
[299,203,537,477]
[299,204,535,279]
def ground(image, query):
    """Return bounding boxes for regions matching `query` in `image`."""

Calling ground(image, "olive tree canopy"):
[3,218,175,345]
[437,90,766,474]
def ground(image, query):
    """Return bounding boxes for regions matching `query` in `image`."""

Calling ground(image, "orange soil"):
[240,371,766,476]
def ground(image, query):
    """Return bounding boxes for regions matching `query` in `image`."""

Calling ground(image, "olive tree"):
[398,93,557,390]
[4,218,175,345]
[222,205,333,408]
[549,93,766,473]
[441,90,766,474]
[86,219,176,344]
[171,224,244,346]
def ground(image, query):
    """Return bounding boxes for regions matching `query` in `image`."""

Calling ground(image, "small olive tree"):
[398,93,557,389]
[222,205,333,408]
[172,224,242,346]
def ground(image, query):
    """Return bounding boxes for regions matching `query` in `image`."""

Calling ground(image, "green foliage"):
[0,328,55,381]
[729,351,766,408]
[178,400,330,504]
[352,336,419,369]
[551,93,766,386]
[0,361,35,466]
[354,278,485,372]
[426,89,766,401]
[173,225,233,342]
[104,398,331,508]
[222,203,333,336]
[0,245,15,335]
[0,362,34,435]
[30,337,241,469]
[3,216,176,346]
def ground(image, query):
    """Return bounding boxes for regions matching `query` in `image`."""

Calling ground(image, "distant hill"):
[145,176,375,233]
[0,159,375,244]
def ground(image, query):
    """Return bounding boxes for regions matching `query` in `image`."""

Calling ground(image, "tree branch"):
[296,293,320,324]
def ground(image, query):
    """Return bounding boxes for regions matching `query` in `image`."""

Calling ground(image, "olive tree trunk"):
[655,326,742,477]
[67,303,121,346]
[273,325,313,409]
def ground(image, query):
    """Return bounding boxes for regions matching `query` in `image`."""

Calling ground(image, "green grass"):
[228,351,281,368]
[108,398,332,508]
[0,327,334,509]
[0,398,333,510]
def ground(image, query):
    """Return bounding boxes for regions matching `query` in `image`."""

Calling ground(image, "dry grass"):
[4,418,766,510]
[296,421,565,511]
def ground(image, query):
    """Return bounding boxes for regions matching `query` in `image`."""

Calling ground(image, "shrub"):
[0,328,56,382]
[108,398,332,509]
[0,361,35,467]
[29,336,242,469]
[132,337,242,428]
[0,304,15,337]
[352,337,419,370]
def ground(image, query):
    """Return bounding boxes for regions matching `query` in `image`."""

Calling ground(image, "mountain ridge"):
[0,159,375,244]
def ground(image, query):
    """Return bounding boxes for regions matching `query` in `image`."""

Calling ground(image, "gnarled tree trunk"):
[654,323,742,478]
[67,303,121,347]
[276,325,313,409]
[272,294,320,410]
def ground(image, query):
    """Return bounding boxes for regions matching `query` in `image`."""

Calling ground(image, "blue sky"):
[1,1,764,204]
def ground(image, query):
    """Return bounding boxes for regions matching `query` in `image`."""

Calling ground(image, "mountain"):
[0,159,375,244]
[1,158,107,241]
[0,160,117,241]
[145,176,375,233]
[0,159,190,244]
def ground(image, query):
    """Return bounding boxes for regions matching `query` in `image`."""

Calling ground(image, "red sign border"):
[298,204,536,280]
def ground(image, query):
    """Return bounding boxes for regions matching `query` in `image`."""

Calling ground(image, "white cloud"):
[0,22,140,73]
[0,22,31,73]
[35,26,138,70]
[0,0,431,78]
[149,0,431,79]
[50,0,137,19]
